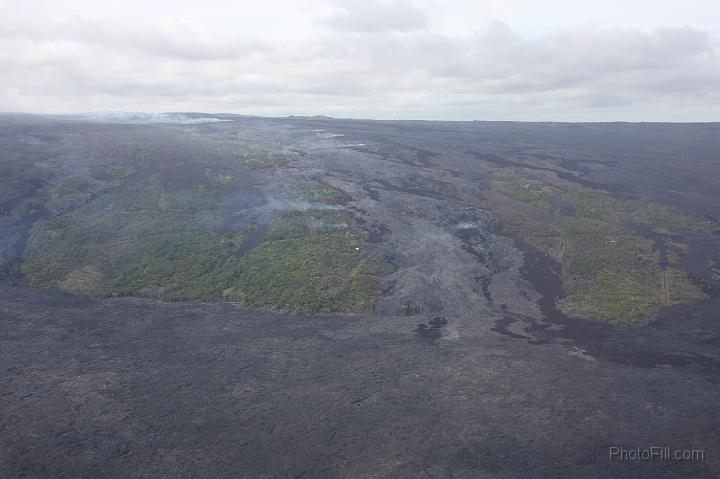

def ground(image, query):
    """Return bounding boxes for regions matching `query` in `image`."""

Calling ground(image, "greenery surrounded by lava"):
[221,210,393,312]
[22,138,390,313]
[487,169,712,323]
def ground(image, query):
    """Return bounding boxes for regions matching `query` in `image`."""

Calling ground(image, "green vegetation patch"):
[290,180,350,204]
[489,169,711,323]
[493,170,557,210]
[223,211,392,313]
[553,218,665,323]
[50,171,101,206]
[497,206,565,263]
[186,135,297,170]
[242,152,297,170]
[23,176,390,312]
[23,175,232,299]
[492,169,716,233]
[630,202,718,234]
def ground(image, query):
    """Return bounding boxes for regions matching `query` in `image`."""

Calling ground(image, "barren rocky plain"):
[2,113,720,478]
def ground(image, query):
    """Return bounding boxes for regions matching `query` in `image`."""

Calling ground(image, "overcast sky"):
[1,0,719,121]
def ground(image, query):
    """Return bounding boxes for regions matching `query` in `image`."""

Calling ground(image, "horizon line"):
[1,110,719,125]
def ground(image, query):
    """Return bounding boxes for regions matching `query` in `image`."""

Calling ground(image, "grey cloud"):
[340,23,720,100]
[0,12,718,120]
[476,25,720,105]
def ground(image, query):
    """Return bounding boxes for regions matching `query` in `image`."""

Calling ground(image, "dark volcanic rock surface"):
[2,115,720,478]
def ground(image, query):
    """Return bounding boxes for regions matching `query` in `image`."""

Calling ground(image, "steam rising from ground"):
[53,112,229,124]
[267,199,345,211]
[453,222,480,230]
